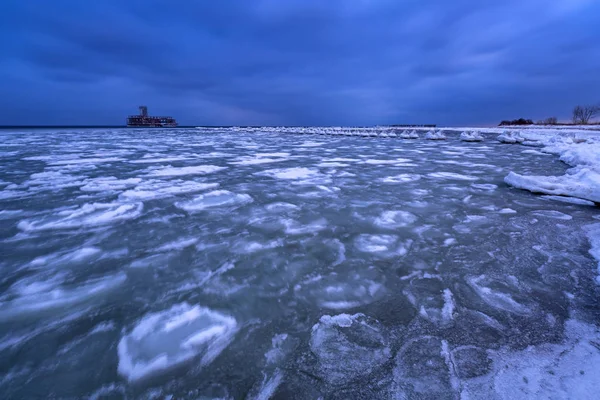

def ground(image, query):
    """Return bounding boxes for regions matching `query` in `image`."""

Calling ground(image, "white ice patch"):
[428,172,479,181]
[380,174,421,183]
[0,273,126,321]
[460,131,484,142]
[541,195,595,206]
[80,177,142,192]
[265,202,299,212]
[471,183,498,191]
[505,169,600,203]
[584,223,600,284]
[317,162,349,168]
[174,190,253,212]
[461,319,600,399]
[530,210,573,220]
[355,234,412,258]
[467,275,531,315]
[363,158,412,165]
[117,303,237,381]
[145,165,226,177]
[256,167,321,180]
[425,130,447,140]
[120,180,219,201]
[130,155,193,164]
[282,218,327,235]
[374,210,417,229]
[47,157,124,166]
[18,202,144,231]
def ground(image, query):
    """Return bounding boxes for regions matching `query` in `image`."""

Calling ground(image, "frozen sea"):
[1,128,599,399]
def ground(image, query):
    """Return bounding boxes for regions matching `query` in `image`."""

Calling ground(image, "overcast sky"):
[1,0,599,126]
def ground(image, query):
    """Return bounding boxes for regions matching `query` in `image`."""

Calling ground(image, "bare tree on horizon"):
[573,105,600,124]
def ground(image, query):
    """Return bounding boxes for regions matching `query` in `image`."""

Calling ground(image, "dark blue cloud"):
[1,0,599,126]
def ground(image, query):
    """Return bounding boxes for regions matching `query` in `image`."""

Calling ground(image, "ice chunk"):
[471,183,498,191]
[174,190,253,212]
[425,130,447,140]
[295,271,385,310]
[467,275,532,315]
[0,273,126,321]
[80,177,142,192]
[380,173,421,183]
[404,278,455,326]
[399,130,420,139]
[505,169,600,203]
[146,165,226,177]
[460,131,484,142]
[117,303,237,381]
[428,172,479,181]
[309,313,391,385]
[373,210,417,229]
[541,195,595,206]
[497,131,524,144]
[18,202,143,231]
[120,180,219,201]
[354,234,412,258]
[531,210,572,220]
[256,167,320,180]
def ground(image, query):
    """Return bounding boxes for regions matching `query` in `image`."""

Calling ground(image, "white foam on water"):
[145,165,226,177]
[117,303,237,382]
[18,202,144,231]
[80,177,142,192]
[120,180,219,201]
[374,210,418,229]
[531,210,573,220]
[428,172,480,181]
[174,190,253,212]
[380,173,421,183]
[499,208,517,214]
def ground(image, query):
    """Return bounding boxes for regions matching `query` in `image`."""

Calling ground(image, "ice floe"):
[146,165,226,177]
[310,313,391,385]
[460,131,484,142]
[18,202,144,231]
[120,180,219,201]
[117,303,237,381]
[175,190,253,212]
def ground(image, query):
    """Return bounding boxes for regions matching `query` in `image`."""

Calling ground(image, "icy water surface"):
[1,128,599,399]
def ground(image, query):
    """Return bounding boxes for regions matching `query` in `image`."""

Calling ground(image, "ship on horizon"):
[126,106,178,127]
